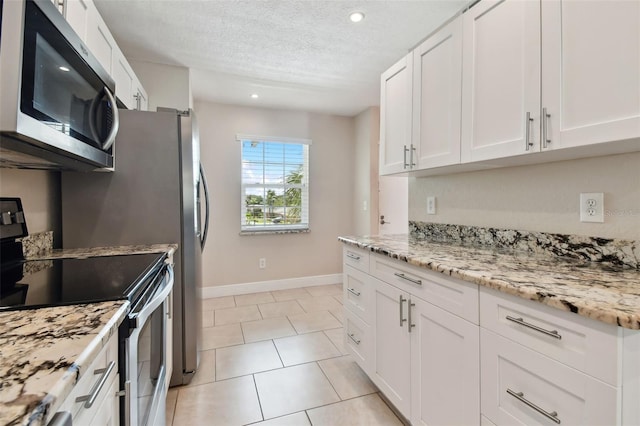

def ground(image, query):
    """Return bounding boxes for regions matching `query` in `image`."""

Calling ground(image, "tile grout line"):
[251,374,265,424]
[315,360,343,401]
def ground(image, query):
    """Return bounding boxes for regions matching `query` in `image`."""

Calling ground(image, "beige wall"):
[130,61,192,111]
[0,169,61,244]
[410,152,640,240]
[353,107,380,236]
[195,101,356,287]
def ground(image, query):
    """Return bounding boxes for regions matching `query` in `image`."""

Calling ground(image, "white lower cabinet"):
[481,328,617,426]
[372,278,412,417]
[341,245,640,425]
[411,297,479,426]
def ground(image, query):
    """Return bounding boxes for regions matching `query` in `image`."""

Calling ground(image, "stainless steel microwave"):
[0,0,119,171]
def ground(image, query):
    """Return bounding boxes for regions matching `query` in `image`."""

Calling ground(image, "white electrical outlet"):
[579,193,604,223]
[427,196,436,215]
[259,258,266,269]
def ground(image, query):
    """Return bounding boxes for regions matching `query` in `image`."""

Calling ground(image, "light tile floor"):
[166,284,404,426]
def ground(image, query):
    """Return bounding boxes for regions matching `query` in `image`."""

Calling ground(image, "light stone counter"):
[0,244,177,426]
[339,234,640,329]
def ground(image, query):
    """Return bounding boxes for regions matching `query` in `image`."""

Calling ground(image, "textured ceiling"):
[95,0,470,116]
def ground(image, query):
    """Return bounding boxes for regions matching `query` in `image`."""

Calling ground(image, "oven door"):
[123,265,173,426]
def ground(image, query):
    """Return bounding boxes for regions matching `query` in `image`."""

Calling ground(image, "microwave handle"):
[101,87,119,151]
[87,87,120,151]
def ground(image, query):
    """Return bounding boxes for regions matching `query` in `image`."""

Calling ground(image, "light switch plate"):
[427,196,436,215]
[580,193,604,223]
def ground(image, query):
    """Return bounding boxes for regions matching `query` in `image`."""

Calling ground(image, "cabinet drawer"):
[481,329,618,426]
[343,246,369,273]
[370,253,479,324]
[343,265,372,323]
[479,287,619,385]
[344,308,372,375]
[58,334,119,421]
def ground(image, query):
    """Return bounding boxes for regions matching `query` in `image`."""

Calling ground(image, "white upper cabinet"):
[541,0,640,151]
[380,53,414,175]
[413,17,463,169]
[461,0,541,162]
[59,0,147,110]
[64,0,90,41]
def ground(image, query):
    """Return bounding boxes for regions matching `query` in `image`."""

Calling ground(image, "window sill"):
[239,228,310,236]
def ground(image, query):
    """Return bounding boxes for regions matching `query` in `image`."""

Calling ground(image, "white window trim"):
[239,135,311,234]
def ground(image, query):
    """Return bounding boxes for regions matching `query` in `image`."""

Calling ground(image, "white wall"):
[353,107,380,236]
[195,101,356,287]
[0,169,61,244]
[410,152,640,240]
[130,61,192,111]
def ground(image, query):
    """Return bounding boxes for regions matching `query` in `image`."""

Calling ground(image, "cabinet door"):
[541,0,640,151]
[113,49,134,109]
[85,5,116,74]
[413,17,462,169]
[380,53,413,175]
[372,277,411,417]
[64,0,90,41]
[461,0,541,162]
[411,297,480,426]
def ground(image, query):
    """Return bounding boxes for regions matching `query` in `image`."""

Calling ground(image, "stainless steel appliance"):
[0,197,172,426]
[0,0,118,171]
[61,109,209,387]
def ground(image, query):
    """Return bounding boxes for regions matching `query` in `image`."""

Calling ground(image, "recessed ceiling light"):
[251,93,259,99]
[349,11,365,23]
[59,66,70,72]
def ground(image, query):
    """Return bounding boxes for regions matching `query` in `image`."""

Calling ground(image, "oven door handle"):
[131,266,174,327]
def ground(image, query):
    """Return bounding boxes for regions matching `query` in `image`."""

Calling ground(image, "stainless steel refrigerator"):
[61,109,209,387]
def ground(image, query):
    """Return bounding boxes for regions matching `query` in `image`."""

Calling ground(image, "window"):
[239,134,310,233]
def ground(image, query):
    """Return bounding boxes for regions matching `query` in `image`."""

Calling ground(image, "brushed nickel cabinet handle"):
[393,272,422,286]
[506,315,562,340]
[348,333,361,345]
[347,288,361,297]
[346,252,361,261]
[76,361,116,409]
[399,295,407,326]
[525,112,534,151]
[408,299,416,333]
[403,145,409,169]
[507,389,561,424]
[410,144,416,168]
[542,107,551,148]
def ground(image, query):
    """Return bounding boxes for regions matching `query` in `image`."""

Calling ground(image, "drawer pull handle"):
[507,389,561,424]
[348,333,361,345]
[346,253,361,261]
[399,295,407,326]
[347,288,361,297]
[76,360,116,409]
[506,316,562,340]
[393,273,422,286]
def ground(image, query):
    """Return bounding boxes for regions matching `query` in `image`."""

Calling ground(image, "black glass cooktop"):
[0,253,166,311]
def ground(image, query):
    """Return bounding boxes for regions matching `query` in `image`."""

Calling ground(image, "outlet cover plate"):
[580,193,604,223]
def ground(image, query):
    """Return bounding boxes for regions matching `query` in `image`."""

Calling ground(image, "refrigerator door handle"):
[199,163,210,250]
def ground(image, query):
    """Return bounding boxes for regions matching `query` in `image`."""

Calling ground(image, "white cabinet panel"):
[343,246,370,273]
[541,0,640,151]
[64,0,90,41]
[461,0,541,162]
[413,17,462,169]
[481,329,618,426]
[86,10,115,75]
[380,53,413,175]
[344,308,373,374]
[411,297,480,426]
[343,265,372,323]
[372,277,411,417]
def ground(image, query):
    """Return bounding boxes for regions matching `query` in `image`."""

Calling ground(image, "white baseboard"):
[199,273,343,299]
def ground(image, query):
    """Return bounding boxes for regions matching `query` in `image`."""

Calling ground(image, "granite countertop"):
[339,234,640,330]
[0,243,178,426]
